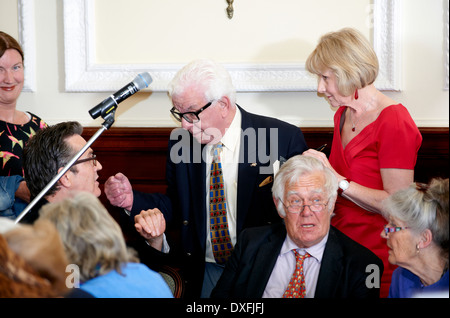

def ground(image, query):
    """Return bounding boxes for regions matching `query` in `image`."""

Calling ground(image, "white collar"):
[207,106,241,153]
[281,232,329,263]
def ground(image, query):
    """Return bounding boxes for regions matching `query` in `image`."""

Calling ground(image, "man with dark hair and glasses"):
[212,155,383,298]
[104,59,308,298]
[20,121,102,224]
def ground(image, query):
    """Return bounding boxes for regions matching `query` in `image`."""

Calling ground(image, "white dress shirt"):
[204,107,242,264]
[262,233,328,298]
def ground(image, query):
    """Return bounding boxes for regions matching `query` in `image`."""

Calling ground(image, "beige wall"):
[1,0,448,127]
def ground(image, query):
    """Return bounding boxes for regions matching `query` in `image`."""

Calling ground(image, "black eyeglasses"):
[73,154,97,167]
[170,101,213,124]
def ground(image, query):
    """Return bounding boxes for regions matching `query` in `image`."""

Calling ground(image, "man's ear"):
[273,196,285,219]
[217,96,231,117]
[327,196,337,217]
[57,167,72,188]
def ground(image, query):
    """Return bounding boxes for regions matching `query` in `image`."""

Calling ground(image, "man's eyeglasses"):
[73,154,97,167]
[170,101,213,124]
[279,197,328,214]
[383,225,409,236]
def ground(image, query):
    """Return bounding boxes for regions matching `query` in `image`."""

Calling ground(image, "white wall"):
[0,0,448,127]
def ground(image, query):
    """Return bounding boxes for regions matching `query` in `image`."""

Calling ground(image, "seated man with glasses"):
[211,155,383,298]
[19,121,102,224]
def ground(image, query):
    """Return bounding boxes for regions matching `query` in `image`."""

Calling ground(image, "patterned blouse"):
[0,112,47,177]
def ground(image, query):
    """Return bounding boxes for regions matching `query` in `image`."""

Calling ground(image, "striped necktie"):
[209,143,233,264]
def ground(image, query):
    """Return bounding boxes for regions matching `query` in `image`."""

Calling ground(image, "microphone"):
[89,72,152,119]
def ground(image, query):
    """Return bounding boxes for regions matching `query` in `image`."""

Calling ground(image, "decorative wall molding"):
[445,0,449,90]
[18,0,36,92]
[373,0,401,91]
[62,0,401,92]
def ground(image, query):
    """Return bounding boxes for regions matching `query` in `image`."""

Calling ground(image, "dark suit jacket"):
[129,106,308,297]
[211,223,384,298]
[18,198,49,224]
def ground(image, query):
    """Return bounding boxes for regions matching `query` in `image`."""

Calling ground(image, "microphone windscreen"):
[134,72,153,90]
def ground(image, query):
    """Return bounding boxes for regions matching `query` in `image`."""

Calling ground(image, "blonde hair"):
[39,192,138,282]
[306,28,379,96]
[2,219,69,297]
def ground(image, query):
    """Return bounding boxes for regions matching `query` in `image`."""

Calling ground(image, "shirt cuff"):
[145,233,170,254]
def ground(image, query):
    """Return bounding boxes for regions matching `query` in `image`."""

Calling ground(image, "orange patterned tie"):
[209,143,233,264]
[283,249,310,298]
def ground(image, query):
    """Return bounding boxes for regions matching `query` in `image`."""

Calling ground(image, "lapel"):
[236,106,260,232]
[314,227,344,298]
[185,134,207,250]
[246,224,286,297]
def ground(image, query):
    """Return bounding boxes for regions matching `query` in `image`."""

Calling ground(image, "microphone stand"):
[14,111,116,224]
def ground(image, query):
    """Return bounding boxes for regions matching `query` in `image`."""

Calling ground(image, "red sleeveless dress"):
[329,104,422,298]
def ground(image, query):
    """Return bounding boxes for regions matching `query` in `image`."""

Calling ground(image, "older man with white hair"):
[212,155,383,298]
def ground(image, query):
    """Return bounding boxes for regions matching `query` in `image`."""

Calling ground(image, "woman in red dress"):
[303,28,422,297]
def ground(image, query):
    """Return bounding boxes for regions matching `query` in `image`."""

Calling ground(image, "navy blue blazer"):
[211,223,384,298]
[130,106,307,296]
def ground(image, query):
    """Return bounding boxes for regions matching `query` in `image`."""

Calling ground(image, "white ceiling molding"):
[62,0,401,92]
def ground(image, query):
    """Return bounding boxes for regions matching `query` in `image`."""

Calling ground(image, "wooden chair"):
[158,265,184,298]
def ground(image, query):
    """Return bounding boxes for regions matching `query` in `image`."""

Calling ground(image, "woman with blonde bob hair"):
[39,191,173,298]
[303,28,422,297]
[305,27,379,96]
[381,178,449,298]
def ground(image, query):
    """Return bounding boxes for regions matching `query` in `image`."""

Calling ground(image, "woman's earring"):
[354,89,359,100]
[416,244,420,254]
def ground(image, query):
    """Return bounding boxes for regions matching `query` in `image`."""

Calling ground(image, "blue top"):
[0,175,27,220]
[80,262,173,298]
[388,266,449,298]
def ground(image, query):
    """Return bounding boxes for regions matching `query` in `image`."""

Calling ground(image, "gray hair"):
[382,178,449,260]
[167,59,236,106]
[272,155,338,217]
[39,191,138,282]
